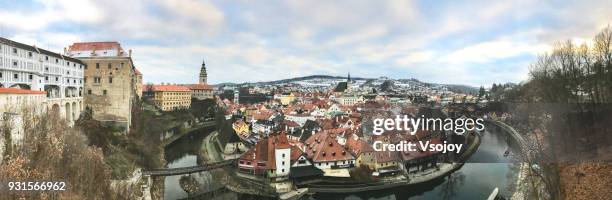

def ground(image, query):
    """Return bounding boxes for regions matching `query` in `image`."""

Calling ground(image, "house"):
[238,132,322,181]
[252,119,275,135]
[326,104,343,116]
[304,131,355,170]
[238,141,269,175]
[284,113,315,126]
[345,134,375,168]
[372,150,402,176]
[217,126,248,155]
[288,145,324,184]
[232,119,250,139]
[400,135,443,174]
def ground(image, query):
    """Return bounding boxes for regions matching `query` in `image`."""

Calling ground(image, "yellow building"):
[346,136,375,168]
[274,93,296,106]
[232,119,250,138]
[144,84,191,111]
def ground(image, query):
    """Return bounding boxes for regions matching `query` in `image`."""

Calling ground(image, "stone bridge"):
[142,159,235,177]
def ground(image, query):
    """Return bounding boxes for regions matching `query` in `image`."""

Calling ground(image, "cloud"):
[0,0,102,31]
[395,51,435,66]
[442,40,549,64]
[328,25,388,46]
[1,0,611,87]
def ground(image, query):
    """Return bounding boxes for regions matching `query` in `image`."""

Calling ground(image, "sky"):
[1,0,611,87]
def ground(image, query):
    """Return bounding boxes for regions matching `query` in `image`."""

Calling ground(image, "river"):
[163,124,520,200]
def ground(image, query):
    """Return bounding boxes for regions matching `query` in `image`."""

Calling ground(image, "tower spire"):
[347,71,351,82]
[199,59,207,84]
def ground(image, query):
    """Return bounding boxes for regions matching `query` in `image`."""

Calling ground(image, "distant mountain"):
[214,75,368,87]
[440,84,479,95]
[253,75,369,85]
[213,74,479,94]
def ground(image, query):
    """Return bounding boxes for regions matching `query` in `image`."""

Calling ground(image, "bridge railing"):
[142,159,236,176]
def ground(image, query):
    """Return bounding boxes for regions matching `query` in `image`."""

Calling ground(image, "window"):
[45,76,48,81]
[96,63,100,69]
[103,90,107,95]
[94,77,101,83]
[13,61,17,66]
[66,79,69,83]
[108,63,111,69]
[13,74,18,79]
[28,52,32,57]
[87,90,92,95]
[55,58,58,63]
[45,67,49,71]
[108,77,113,83]
[28,74,33,80]
[84,77,87,83]
[55,77,59,81]
[45,56,49,61]
[84,65,87,69]
[0,73,2,78]
[13,48,17,54]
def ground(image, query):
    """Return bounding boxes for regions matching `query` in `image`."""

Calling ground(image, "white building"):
[337,95,363,106]
[0,37,84,123]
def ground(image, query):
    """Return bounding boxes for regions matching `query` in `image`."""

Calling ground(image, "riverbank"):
[485,119,542,200]
[306,131,481,193]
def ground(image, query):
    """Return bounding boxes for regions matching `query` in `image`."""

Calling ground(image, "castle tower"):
[234,90,239,104]
[199,60,207,84]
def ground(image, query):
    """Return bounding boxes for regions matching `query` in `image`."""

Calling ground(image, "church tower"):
[346,72,352,92]
[199,60,207,84]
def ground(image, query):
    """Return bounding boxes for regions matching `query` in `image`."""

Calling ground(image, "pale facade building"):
[0,88,49,165]
[0,37,84,123]
[337,95,363,106]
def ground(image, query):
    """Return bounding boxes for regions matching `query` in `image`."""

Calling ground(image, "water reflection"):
[163,127,217,200]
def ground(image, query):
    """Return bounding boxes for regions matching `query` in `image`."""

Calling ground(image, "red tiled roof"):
[253,111,272,121]
[345,134,374,156]
[186,84,213,90]
[290,145,304,161]
[400,138,443,161]
[0,88,46,94]
[304,131,354,162]
[143,85,190,92]
[374,150,400,163]
[284,120,300,127]
[68,41,122,51]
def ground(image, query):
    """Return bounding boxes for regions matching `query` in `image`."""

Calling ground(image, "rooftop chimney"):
[129,49,132,57]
